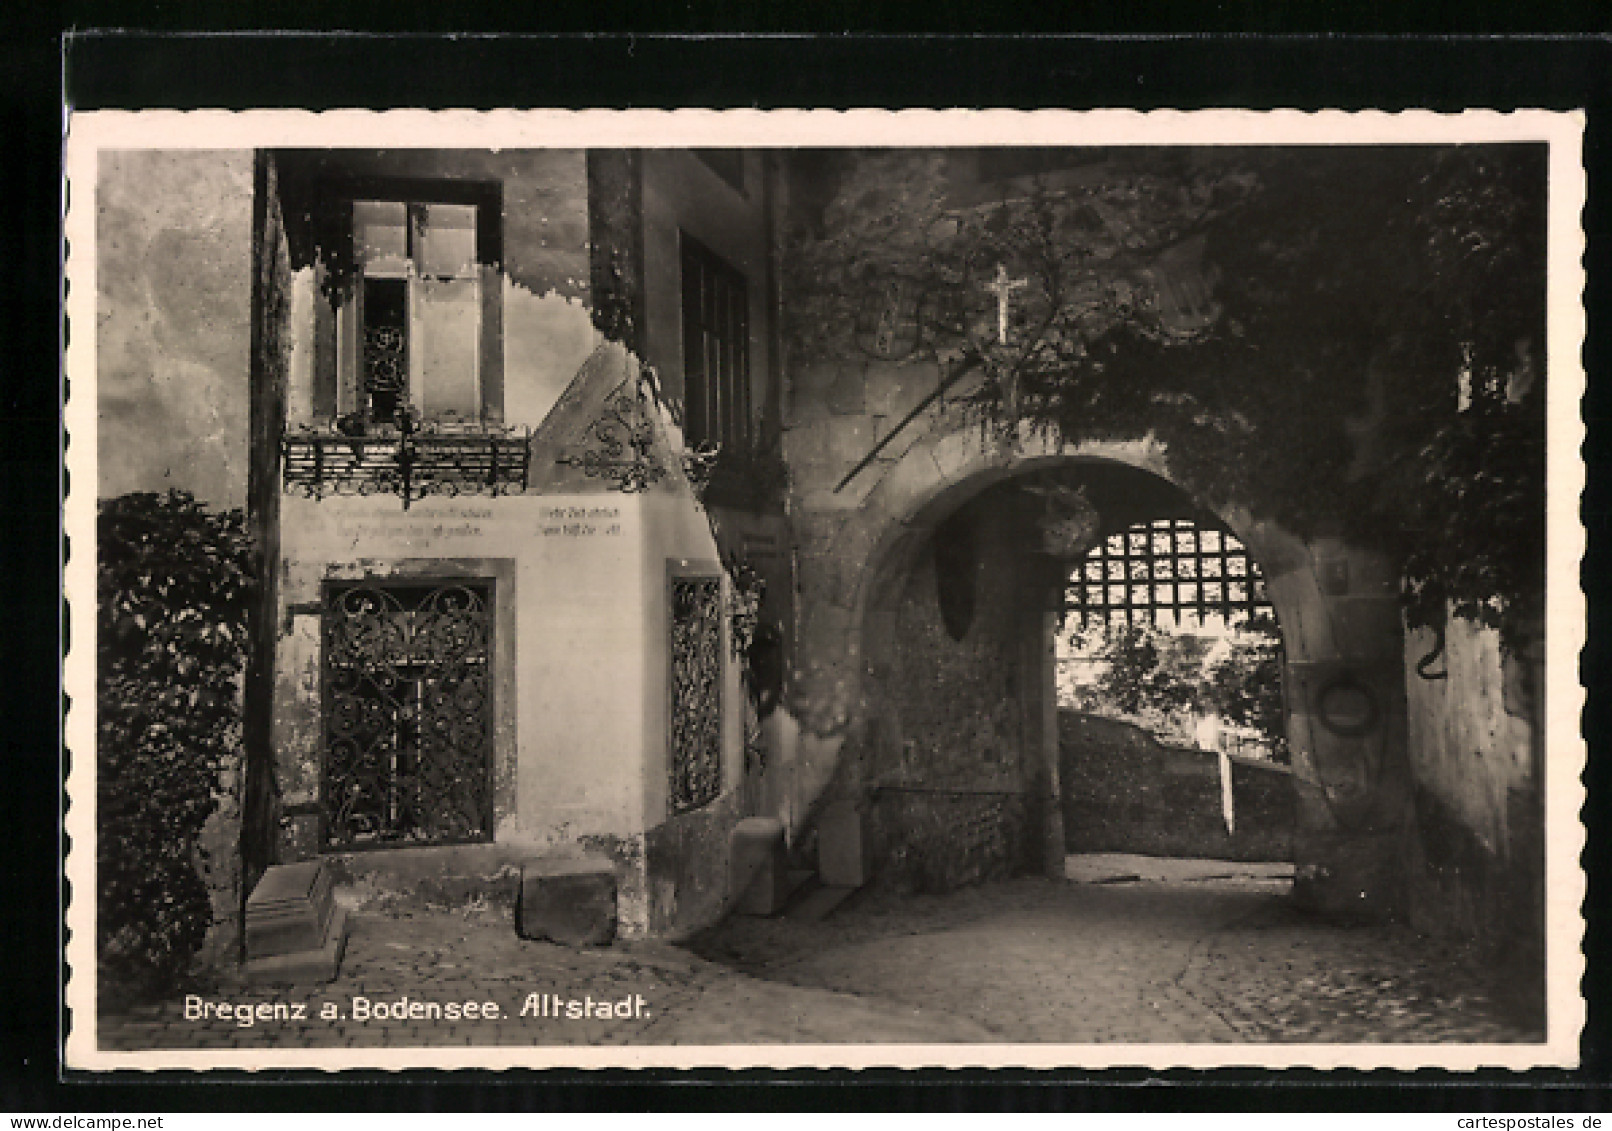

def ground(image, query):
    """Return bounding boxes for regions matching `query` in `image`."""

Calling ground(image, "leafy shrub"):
[1204,614,1289,760]
[1062,616,1288,759]
[1093,624,1196,718]
[97,491,255,1003]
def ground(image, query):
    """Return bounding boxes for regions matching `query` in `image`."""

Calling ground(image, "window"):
[322,581,494,848]
[680,235,751,453]
[340,196,497,426]
[668,569,724,814]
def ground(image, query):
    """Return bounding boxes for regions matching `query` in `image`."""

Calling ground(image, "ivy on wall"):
[97,491,257,1003]
[785,146,1548,644]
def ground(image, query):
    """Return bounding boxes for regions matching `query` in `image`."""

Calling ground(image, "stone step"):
[245,905,349,987]
[243,860,348,986]
[785,883,862,922]
[245,859,336,956]
[730,818,791,917]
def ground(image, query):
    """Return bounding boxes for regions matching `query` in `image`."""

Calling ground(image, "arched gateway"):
[782,417,1414,919]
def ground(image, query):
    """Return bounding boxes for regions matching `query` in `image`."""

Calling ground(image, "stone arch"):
[788,420,1415,915]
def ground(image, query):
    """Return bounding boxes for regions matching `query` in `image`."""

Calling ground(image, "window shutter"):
[354,201,409,277]
[411,277,481,420]
[413,203,477,277]
[409,203,481,422]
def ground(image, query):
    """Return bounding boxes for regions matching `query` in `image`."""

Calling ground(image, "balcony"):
[282,420,531,509]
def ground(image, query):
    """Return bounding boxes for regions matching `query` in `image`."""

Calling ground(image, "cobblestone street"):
[692,869,1534,1044]
[97,864,1537,1053]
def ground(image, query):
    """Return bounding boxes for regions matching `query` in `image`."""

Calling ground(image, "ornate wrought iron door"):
[322,582,493,849]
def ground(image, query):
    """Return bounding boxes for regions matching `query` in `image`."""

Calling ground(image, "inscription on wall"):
[538,504,625,538]
[327,504,632,542]
[339,505,494,543]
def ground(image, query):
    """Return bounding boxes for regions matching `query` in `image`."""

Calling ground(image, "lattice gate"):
[1067,517,1273,628]
[321,581,494,849]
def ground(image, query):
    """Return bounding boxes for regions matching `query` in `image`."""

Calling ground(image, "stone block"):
[516,857,618,946]
[246,860,334,958]
[729,817,790,916]
[817,799,869,888]
[865,361,936,418]
[792,361,842,402]
[245,907,349,987]
[243,860,348,986]
[868,437,954,519]
[783,418,833,466]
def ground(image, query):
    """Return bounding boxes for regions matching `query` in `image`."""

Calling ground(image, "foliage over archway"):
[786,146,1547,643]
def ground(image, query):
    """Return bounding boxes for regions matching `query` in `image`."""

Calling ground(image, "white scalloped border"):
[62,107,1588,1072]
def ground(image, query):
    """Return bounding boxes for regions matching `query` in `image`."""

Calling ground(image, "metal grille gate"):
[322,581,493,849]
[1068,517,1273,628]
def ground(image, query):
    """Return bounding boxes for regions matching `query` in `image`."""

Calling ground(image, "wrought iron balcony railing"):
[282,420,531,509]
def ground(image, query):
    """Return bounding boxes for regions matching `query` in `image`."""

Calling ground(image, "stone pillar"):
[818,799,869,887]
[729,817,791,915]
[1280,542,1413,923]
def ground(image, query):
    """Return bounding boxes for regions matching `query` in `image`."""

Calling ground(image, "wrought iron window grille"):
[556,375,668,493]
[283,410,531,509]
[321,581,494,850]
[669,573,724,814]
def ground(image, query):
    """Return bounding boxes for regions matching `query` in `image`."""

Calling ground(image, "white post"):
[1218,746,1236,837]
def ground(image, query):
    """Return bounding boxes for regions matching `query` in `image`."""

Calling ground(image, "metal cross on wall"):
[832,264,1029,495]
[987,263,1028,344]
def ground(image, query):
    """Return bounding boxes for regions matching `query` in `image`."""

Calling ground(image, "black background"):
[7,8,1612,1111]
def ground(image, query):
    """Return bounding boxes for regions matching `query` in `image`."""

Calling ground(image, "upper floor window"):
[680,234,751,453]
[339,194,499,427]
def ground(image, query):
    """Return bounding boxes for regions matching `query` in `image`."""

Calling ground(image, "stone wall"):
[867,791,1032,893]
[779,372,1415,915]
[835,491,1049,890]
[1060,711,1295,863]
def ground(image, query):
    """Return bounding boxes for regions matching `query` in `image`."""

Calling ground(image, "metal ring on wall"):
[1314,676,1379,737]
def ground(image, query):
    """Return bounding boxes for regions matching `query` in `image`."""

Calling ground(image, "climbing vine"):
[786,146,1548,645]
[97,491,257,1004]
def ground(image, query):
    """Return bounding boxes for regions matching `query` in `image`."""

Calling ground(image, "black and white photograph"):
[61,109,1586,1070]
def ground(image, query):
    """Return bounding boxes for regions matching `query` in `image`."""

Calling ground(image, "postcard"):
[63,108,1586,1070]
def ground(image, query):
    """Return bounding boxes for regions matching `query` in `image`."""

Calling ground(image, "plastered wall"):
[1404,616,1538,858]
[96,150,255,507]
[273,493,648,846]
